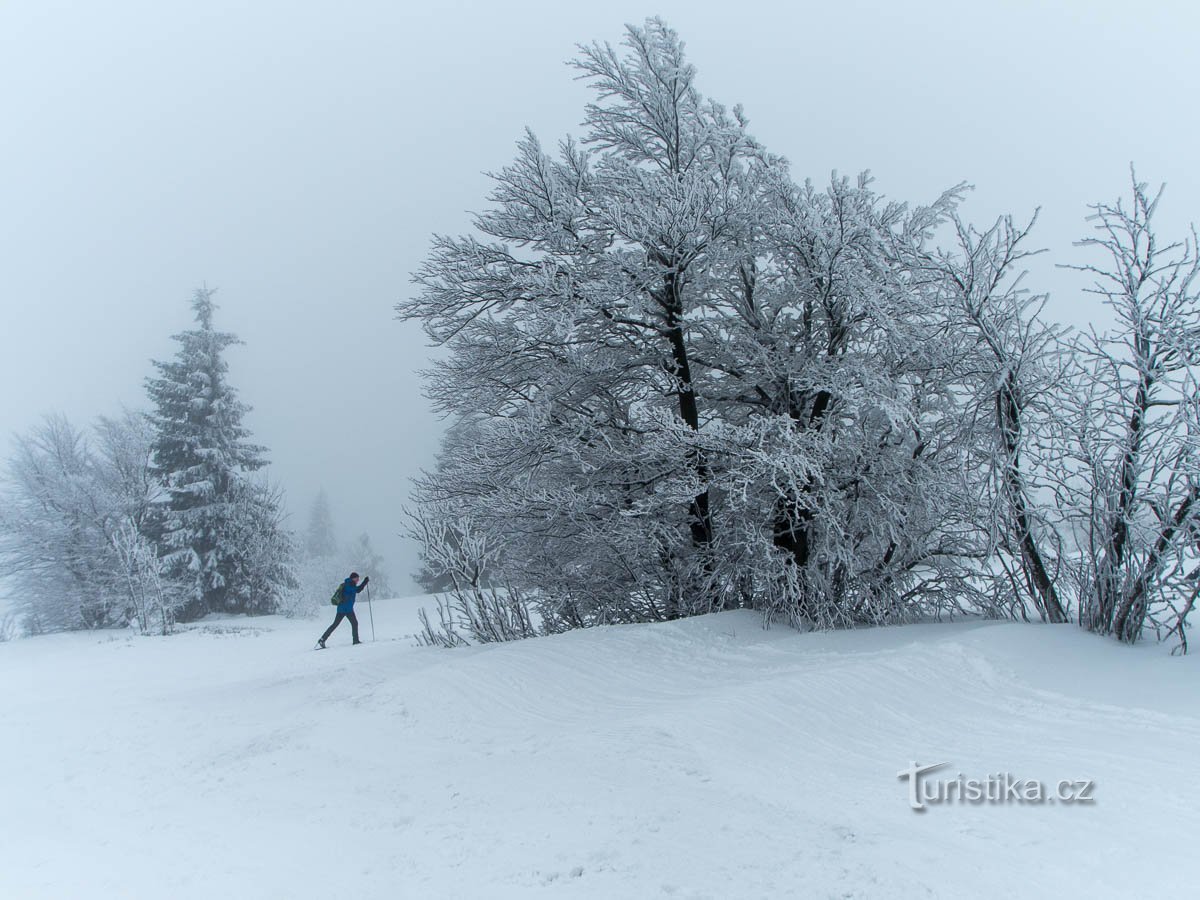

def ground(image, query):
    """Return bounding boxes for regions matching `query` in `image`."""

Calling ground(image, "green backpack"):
[329,584,345,606]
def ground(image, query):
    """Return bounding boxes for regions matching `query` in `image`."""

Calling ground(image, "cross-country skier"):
[317,572,370,648]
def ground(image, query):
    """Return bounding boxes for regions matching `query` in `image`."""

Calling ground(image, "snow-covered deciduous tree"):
[109,519,186,635]
[145,287,292,619]
[0,412,174,632]
[1060,174,1200,643]
[402,20,1001,630]
[0,416,116,631]
[403,19,773,618]
[706,174,994,628]
[407,507,537,645]
[402,19,1200,649]
[913,213,1071,624]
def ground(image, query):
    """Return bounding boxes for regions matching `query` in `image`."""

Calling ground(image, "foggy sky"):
[3,0,1198,593]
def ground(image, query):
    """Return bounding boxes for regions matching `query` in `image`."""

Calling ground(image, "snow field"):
[1,597,1197,899]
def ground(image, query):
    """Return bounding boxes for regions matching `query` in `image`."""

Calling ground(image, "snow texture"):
[1,601,1195,898]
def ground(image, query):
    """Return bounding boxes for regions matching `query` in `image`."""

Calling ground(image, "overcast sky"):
[2,0,1197,593]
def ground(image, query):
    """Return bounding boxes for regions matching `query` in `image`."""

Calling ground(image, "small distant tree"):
[284,480,390,615]
[305,488,338,559]
[346,532,390,596]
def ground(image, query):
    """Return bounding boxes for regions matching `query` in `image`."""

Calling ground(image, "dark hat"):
[349,572,360,579]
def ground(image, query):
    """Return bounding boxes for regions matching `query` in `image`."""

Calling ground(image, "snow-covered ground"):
[1,597,1196,899]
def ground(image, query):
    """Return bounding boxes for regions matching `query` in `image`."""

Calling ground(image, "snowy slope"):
[1,598,1197,899]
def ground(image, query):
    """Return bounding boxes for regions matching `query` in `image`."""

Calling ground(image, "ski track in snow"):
[1,600,1197,899]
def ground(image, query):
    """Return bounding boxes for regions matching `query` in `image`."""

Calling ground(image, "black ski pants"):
[321,609,360,644]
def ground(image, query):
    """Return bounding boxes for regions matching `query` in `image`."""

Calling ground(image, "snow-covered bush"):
[109,521,186,635]
[408,508,539,645]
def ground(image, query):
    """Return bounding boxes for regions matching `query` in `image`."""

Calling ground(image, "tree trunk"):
[997,370,1067,623]
[1113,485,1198,642]
[1092,358,1153,633]
[660,267,715,615]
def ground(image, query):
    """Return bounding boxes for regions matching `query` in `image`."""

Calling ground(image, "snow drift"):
[1,599,1196,899]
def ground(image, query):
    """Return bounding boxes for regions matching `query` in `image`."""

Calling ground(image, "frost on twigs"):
[409,509,539,647]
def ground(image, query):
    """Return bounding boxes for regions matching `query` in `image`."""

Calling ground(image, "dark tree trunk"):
[772,388,833,569]
[1114,485,1198,642]
[997,370,1067,623]
[1092,356,1153,634]
[659,267,716,616]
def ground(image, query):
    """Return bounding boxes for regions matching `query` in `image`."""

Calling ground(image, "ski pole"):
[367,582,376,642]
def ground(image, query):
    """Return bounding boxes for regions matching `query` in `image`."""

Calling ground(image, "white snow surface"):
[1,597,1197,899]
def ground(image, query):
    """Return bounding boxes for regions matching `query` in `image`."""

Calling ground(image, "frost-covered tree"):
[913,213,1071,624]
[1060,175,1200,643]
[703,173,992,627]
[110,519,186,635]
[146,287,291,618]
[0,416,116,630]
[0,412,177,632]
[402,20,999,629]
[404,19,774,619]
[402,20,1200,647]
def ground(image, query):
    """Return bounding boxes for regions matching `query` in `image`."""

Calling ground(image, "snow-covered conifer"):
[304,488,337,559]
[145,287,289,618]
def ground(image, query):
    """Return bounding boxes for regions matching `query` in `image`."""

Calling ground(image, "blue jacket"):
[336,578,365,614]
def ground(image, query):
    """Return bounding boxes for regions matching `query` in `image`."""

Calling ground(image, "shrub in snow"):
[408,508,538,645]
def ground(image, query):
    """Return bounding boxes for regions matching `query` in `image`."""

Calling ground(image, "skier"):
[317,572,370,648]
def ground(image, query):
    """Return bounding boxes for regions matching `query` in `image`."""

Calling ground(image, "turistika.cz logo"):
[897,762,1096,811]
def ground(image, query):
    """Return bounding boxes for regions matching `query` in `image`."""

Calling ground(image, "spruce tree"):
[146,288,289,618]
[304,488,338,559]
